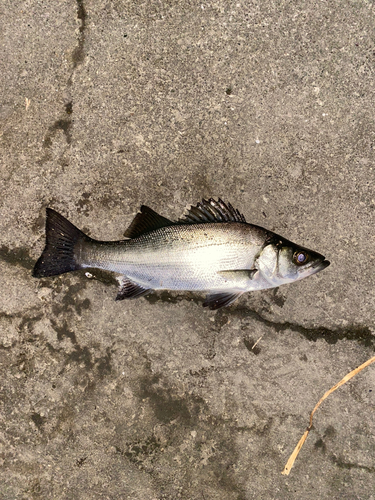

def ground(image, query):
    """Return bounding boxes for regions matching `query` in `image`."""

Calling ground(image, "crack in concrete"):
[71,0,87,71]
[42,0,87,154]
[231,305,374,349]
[146,292,375,349]
[330,454,375,473]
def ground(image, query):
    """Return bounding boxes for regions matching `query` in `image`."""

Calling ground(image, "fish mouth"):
[308,259,330,275]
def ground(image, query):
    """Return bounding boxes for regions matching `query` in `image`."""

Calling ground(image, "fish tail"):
[33,208,90,278]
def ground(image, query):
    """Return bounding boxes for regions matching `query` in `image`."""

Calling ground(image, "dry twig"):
[282,355,375,475]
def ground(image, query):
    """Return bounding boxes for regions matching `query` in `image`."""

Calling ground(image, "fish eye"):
[293,251,309,266]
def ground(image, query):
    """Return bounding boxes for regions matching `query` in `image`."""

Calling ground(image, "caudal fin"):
[33,208,89,278]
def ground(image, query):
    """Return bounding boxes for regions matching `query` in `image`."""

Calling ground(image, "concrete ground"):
[1,0,374,498]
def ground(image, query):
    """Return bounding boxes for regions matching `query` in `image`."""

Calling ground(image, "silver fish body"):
[80,223,268,291]
[33,199,330,309]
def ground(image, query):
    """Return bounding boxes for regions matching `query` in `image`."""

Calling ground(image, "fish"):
[32,198,330,309]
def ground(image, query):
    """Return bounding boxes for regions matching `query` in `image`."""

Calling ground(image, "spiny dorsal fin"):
[178,198,246,224]
[124,205,175,238]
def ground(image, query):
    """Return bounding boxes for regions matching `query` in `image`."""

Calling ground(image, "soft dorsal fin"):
[124,205,175,238]
[178,198,246,224]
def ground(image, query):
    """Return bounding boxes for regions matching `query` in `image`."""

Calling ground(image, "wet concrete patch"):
[117,366,248,499]
[0,245,34,270]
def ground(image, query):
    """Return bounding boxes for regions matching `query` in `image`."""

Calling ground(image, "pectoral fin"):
[116,276,151,301]
[203,291,243,310]
[203,270,258,308]
[218,269,258,281]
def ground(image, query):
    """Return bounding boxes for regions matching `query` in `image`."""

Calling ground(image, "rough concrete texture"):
[1,0,374,498]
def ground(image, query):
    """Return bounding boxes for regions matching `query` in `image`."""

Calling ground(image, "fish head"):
[257,237,330,287]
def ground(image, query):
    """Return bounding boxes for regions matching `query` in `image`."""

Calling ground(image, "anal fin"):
[203,291,243,310]
[116,276,151,301]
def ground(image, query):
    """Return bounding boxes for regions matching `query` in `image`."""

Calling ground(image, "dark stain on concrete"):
[138,373,200,425]
[51,281,90,317]
[71,0,87,68]
[40,1,87,162]
[0,245,34,270]
[75,456,88,467]
[16,351,35,376]
[314,437,326,453]
[43,119,72,147]
[189,366,216,387]
[270,287,286,308]
[0,308,44,350]
[324,425,336,439]
[145,290,198,305]
[65,101,73,115]
[67,342,111,379]
[95,347,112,379]
[124,365,247,499]
[76,192,92,216]
[243,336,261,355]
[52,320,77,344]
[66,344,93,370]
[19,314,44,333]
[314,425,337,454]
[117,435,162,465]
[214,310,229,329]
[31,412,47,431]
[50,318,112,379]
[330,454,375,473]
[31,211,46,234]
[51,319,93,370]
